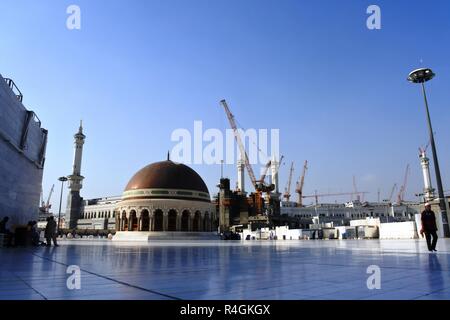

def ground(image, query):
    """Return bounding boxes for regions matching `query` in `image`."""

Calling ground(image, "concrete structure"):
[65,122,85,229]
[0,75,47,226]
[379,221,419,239]
[114,159,217,240]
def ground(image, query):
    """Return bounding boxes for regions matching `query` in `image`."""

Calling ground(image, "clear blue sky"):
[1,0,449,210]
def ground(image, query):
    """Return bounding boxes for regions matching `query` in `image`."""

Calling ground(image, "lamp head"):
[408,68,435,83]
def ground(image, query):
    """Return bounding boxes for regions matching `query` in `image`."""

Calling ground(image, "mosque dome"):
[123,160,210,202]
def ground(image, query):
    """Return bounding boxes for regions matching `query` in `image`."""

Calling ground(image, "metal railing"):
[4,78,23,102]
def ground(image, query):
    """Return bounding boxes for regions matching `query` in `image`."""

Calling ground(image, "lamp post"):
[408,68,449,237]
[57,176,68,234]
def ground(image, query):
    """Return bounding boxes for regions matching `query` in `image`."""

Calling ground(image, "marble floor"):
[1,239,450,300]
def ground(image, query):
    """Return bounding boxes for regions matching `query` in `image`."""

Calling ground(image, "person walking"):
[420,203,438,252]
[0,216,14,247]
[44,216,58,247]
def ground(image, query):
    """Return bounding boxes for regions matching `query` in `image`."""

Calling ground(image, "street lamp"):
[408,68,449,237]
[57,176,68,234]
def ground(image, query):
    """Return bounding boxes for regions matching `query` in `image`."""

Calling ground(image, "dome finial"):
[167,150,170,161]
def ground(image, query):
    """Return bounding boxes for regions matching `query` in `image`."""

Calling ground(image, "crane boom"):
[397,164,410,203]
[295,160,308,206]
[303,191,369,205]
[46,184,54,207]
[220,99,258,188]
[302,191,369,198]
[283,161,294,201]
[387,183,397,202]
[259,160,272,184]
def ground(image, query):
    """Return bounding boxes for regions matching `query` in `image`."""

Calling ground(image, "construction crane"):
[397,164,410,204]
[303,191,369,206]
[220,100,258,188]
[276,155,284,175]
[295,160,308,206]
[258,160,272,188]
[352,175,360,201]
[383,183,397,203]
[39,184,54,214]
[283,161,294,202]
[220,99,274,215]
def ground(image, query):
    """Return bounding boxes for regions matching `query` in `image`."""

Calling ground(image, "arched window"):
[193,211,201,232]
[141,209,150,231]
[129,210,138,231]
[122,211,128,231]
[154,209,163,231]
[181,210,190,231]
[204,212,210,231]
[168,209,177,231]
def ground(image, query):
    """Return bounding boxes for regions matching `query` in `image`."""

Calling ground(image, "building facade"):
[0,75,47,226]
[77,196,121,230]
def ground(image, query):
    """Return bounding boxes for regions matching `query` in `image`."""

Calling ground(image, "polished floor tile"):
[0,239,450,300]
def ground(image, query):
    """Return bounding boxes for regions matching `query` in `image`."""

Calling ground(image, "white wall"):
[350,218,380,227]
[379,221,418,239]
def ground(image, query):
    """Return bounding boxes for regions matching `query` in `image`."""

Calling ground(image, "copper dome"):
[124,160,209,195]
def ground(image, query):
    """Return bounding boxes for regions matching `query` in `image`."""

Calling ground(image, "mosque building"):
[64,124,218,237]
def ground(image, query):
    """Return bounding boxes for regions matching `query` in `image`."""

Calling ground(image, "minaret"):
[271,155,280,194]
[270,155,281,215]
[66,121,85,229]
[419,149,435,202]
[237,154,245,194]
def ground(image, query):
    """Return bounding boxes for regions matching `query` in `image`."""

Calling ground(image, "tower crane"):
[220,99,274,215]
[283,162,294,202]
[295,160,308,206]
[397,164,410,204]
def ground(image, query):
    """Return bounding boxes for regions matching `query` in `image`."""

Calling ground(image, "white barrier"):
[379,221,418,239]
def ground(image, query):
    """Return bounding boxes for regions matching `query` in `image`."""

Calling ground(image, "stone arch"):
[129,210,138,231]
[141,209,150,231]
[168,209,177,231]
[193,211,201,232]
[204,212,210,231]
[181,210,190,232]
[121,211,128,231]
[154,209,163,231]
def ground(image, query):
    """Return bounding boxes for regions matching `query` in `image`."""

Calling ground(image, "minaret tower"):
[419,149,435,202]
[66,121,85,229]
[237,154,246,194]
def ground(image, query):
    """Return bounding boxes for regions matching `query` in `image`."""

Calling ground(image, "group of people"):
[0,204,442,251]
[0,215,58,247]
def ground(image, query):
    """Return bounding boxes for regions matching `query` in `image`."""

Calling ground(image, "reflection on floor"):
[1,239,450,300]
